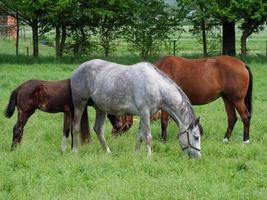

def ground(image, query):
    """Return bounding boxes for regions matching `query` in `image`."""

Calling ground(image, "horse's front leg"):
[135,110,152,156]
[94,108,110,153]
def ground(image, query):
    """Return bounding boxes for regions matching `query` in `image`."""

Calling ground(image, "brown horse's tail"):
[5,89,17,118]
[80,108,91,144]
[245,65,253,114]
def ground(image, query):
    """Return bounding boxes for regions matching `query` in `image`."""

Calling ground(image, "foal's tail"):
[245,65,253,115]
[5,89,17,118]
[80,108,91,144]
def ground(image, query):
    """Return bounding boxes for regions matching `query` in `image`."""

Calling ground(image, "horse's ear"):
[195,117,200,125]
[189,117,200,129]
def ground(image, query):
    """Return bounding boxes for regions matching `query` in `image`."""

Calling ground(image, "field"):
[0,32,267,199]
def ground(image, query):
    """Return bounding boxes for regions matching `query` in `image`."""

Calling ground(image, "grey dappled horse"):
[71,59,202,158]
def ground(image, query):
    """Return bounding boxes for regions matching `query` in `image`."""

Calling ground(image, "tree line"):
[0,0,267,58]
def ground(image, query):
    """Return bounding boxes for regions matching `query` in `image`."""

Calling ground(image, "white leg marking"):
[72,148,78,154]
[243,140,250,144]
[61,134,67,153]
[223,138,229,143]
[106,146,112,154]
[135,135,142,154]
[147,145,152,156]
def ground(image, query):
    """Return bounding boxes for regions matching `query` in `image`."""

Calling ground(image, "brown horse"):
[156,55,253,143]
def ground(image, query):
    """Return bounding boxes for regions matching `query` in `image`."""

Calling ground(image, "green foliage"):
[124,0,182,59]
[2,0,267,58]
[90,0,134,57]
[0,0,47,24]
[41,0,77,29]
[238,0,267,34]
[178,0,267,56]
[179,0,221,55]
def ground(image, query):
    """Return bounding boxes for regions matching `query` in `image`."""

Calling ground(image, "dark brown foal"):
[5,79,91,151]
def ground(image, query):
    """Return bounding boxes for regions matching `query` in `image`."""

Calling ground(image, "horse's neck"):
[162,93,193,131]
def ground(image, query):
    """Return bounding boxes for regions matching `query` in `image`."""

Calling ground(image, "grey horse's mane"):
[145,62,196,121]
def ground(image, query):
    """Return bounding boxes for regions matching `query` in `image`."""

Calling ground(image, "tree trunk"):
[222,20,236,56]
[103,35,110,57]
[104,43,109,57]
[201,19,207,57]
[16,12,19,56]
[241,28,254,56]
[73,28,85,55]
[59,25,66,58]
[32,19,39,57]
[55,25,60,58]
[240,33,247,56]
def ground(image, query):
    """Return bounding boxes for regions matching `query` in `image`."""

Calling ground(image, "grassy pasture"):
[0,32,267,199]
[0,57,267,200]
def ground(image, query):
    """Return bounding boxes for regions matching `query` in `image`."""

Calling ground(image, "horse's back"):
[213,56,250,100]
[156,55,250,104]
[16,79,72,112]
[39,80,72,112]
[71,60,169,115]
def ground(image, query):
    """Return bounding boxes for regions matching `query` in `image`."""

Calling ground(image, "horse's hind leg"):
[72,103,87,153]
[94,108,110,153]
[11,110,33,150]
[80,108,91,144]
[61,112,71,153]
[161,110,169,143]
[135,110,152,156]
[234,100,251,143]
[222,97,237,142]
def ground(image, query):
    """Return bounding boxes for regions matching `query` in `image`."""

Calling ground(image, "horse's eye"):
[193,135,199,140]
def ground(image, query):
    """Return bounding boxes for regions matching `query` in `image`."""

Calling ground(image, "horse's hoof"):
[106,147,112,154]
[72,149,78,154]
[222,138,229,143]
[243,140,250,144]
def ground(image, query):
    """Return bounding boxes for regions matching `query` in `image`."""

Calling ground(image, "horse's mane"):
[145,62,196,121]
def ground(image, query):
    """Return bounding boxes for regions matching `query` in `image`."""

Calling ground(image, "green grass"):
[0,38,267,199]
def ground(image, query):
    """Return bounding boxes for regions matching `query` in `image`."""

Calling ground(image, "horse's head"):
[111,115,133,135]
[178,117,201,158]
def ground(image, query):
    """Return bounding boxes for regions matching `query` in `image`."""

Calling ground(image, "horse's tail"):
[5,89,17,118]
[245,65,253,115]
[80,108,91,144]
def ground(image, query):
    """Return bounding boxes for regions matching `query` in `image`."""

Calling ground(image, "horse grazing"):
[111,115,133,135]
[71,59,202,158]
[156,55,253,144]
[4,79,91,151]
